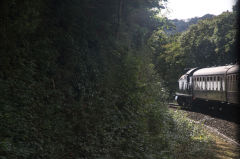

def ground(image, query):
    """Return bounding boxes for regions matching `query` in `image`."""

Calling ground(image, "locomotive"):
[175,64,239,109]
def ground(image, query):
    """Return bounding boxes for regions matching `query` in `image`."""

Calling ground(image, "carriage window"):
[233,75,236,91]
[228,75,232,91]
[216,76,220,91]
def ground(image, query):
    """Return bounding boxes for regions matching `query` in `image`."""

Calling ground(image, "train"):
[175,64,239,110]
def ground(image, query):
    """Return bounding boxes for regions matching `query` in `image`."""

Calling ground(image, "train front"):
[175,68,198,107]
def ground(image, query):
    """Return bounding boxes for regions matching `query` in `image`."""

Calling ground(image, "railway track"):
[168,103,240,146]
[168,103,179,107]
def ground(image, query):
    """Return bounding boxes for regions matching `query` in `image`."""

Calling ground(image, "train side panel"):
[193,90,226,102]
[192,75,226,102]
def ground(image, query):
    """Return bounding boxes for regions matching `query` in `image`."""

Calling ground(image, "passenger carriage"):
[176,64,239,108]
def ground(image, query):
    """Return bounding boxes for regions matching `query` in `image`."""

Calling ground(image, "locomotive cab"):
[175,68,198,107]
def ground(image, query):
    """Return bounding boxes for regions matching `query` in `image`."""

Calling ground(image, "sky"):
[161,0,237,20]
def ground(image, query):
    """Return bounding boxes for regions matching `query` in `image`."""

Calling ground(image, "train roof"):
[227,64,239,74]
[193,65,237,76]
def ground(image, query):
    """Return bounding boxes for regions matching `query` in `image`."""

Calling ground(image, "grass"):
[167,109,240,159]
[205,130,240,159]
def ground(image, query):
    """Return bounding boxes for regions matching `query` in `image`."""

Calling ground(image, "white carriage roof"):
[227,64,239,74]
[193,65,237,76]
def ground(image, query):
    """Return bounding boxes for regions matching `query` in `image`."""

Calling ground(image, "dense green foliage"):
[153,11,238,93]
[0,0,157,158]
[181,11,238,67]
